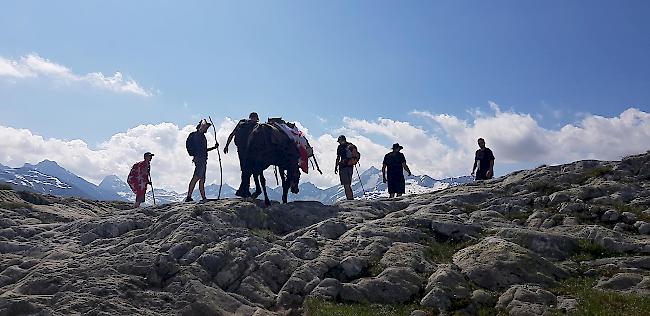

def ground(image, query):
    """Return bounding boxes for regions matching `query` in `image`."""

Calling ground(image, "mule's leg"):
[236,170,252,198]
[260,173,271,206]
[280,169,289,204]
[251,173,262,199]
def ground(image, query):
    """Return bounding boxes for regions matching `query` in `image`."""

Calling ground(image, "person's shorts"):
[339,166,353,185]
[387,177,405,194]
[136,192,145,203]
[193,159,207,179]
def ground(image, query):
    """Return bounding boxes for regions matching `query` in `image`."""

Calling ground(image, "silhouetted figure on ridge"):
[472,138,495,180]
[382,143,412,198]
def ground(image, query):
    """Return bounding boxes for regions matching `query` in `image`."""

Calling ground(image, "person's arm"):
[335,155,340,174]
[382,163,387,182]
[402,162,412,176]
[471,159,477,176]
[224,129,236,154]
[487,159,495,178]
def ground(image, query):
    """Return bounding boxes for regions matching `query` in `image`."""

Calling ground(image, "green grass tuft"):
[0,201,32,210]
[571,240,616,262]
[526,180,561,195]
[424,239,477,264]
[0,183,13,190]
[304,298,436,316]
[577,166,613,184]
[551,276,650,316]
[250,228,279,242]
[609,202,650,222]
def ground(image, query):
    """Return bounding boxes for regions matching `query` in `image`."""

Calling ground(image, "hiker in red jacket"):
[127,152,154,207]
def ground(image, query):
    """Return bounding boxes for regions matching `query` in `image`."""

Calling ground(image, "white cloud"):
[1,107,649,193]
[0,54,152,96]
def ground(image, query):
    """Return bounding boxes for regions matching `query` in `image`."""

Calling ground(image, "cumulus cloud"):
[1,107,649,192]
[0,54,152,96]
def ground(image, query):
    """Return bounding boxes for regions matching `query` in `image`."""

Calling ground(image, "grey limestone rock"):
[452,237,568,290]
[339,267,422,304]
[496,284,557,316]
[638,222,650,235]
[601,209,620,222]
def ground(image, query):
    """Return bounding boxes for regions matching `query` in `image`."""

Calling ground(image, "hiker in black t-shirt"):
[382,143,412,198]
[224,112,259,197]
[335,135,354,200]
[471,138,495,181]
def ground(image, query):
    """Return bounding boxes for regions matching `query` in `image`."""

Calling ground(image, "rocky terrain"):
[1,152,650,315]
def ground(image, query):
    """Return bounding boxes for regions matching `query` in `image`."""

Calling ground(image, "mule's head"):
[287,163,301,194]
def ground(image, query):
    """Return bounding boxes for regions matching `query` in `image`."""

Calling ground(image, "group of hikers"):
[127,112,496,206]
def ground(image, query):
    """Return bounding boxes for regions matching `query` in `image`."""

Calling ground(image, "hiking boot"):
[235,188,251,198]
[184,196,194,202]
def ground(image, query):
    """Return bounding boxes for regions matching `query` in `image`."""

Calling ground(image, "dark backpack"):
[186,132,197,156]
[345,143,361,166]
[234,120,257,148]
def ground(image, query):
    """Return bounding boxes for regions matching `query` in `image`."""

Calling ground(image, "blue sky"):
[1,1,650,190]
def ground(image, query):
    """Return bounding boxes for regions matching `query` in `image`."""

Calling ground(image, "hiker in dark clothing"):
[335,135,354,200]
[382,143,412,198]
[185,119,218,202]
[471,138,495,180]
[224,112,259,197]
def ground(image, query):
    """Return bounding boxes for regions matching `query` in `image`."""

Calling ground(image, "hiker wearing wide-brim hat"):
[382,143,412,198]
[128,152,155,207]
[185,119,218,202]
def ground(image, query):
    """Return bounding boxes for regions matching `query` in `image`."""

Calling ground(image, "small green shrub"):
[0,183,13,190]
[424,239,477,264]
[526,181,561,195]
[571,240,615,262]
[577,166,613,184]
[608,202,650,222]
[304,298,435,316]
[250,228,278,242]
[551,276,650,316]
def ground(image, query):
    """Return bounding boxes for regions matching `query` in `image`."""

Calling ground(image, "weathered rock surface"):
[453,237,569,290]
[1,152,650,315]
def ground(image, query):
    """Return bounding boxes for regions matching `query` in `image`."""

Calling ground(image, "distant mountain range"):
[1,161,473,205]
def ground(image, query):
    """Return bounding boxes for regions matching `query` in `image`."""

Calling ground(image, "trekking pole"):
[355,164,366,198]
[311,155,323,175]
[208,116,223,200]
[149,176,156,206]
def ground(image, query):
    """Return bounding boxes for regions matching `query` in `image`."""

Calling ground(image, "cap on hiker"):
[196,119,212,129]
[337,135,346,142]
[249,112,259,120]
[144,152,154,157]
[392,143,403,150]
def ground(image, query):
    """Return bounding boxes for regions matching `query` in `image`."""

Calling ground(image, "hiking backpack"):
[127,162,141,193]
[345,143,361,166]
[186,132,197,156]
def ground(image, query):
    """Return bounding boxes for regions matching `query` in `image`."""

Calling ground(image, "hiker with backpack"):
[382,143,412,198]
[127,152,154,207]
[185,119,218,202]
[471,138,495,180]
[335,135,359,200]
[224,112,259,197]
